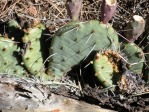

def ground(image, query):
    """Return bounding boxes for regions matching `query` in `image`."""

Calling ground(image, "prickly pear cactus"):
[48,20,119,80]
[0,0,147,89]
[121,43,144,75]
[120,15,145,75]
[93,42,145,88]
[47,0,119,80]
[125,15,145,42]
[22,24,48,79]
[0,37,27,76]
[93,50,121,87]
[93,14,146,88]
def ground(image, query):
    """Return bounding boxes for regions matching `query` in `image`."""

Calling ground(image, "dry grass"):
[0,0,148,32]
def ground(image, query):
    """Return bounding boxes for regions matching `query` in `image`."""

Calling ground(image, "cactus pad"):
[93,50,121,87]
[0,37,27,76]
[48,20,119,80]
[121,43,144,75]
[22,24,48,79]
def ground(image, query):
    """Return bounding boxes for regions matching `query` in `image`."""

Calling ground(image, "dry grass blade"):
[46,0,65,18]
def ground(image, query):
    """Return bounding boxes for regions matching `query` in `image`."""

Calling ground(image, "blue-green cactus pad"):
[48,20,119,80]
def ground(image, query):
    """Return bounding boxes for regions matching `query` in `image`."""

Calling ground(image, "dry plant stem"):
[66,0,83,21]
[101,0,117,24]
[125,15,145,43]
[2,0,8,11]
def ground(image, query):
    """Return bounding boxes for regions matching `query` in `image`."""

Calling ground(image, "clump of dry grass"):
[0,0,148,32]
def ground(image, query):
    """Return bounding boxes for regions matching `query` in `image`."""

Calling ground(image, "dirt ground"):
[0,0,149,112]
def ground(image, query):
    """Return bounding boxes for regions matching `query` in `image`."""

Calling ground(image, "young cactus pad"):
[93,50,121,87]
[66,0,83,21]
[22,24,47,79]
[125,15,145,43]
[101,0,117,24]
[0,37,27,76]
[48,20,119,80]
[121,43,144,75]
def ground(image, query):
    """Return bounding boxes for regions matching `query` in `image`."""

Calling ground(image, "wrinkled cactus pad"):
[93,50,121,87]
[48,20,119,80]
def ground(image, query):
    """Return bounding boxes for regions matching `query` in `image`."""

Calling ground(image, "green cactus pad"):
[48,20,119,80]
[121,43,144,75]
[0,37,27,76]
[22,24,48,79]
[93,50,121,87]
